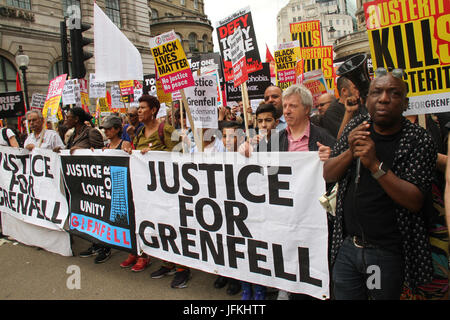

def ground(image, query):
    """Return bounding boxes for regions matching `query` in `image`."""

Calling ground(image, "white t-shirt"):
[0,128,15,146]
[24,129,65,150]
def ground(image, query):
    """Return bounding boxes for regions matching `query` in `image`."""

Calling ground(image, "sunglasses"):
[127,113,138,117]
[318,101,332,107]
[374,67,404,79]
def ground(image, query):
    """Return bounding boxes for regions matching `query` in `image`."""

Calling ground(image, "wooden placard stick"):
[240,82,250,140]
[418,114,427,130]
[181,89,202,152]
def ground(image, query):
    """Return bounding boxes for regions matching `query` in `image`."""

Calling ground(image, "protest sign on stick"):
[184,74,219,130]
[149,30,195,93]
[217,6,263,82]
[43,74,67,122]
[290,20,322,48]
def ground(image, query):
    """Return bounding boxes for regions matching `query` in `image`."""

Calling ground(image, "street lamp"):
[15,45,30,109]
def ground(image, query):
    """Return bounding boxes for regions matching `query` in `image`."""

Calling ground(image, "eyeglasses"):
[374,67,404,79]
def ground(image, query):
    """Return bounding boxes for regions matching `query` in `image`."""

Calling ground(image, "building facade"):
[0,0,154,100]
[149,0,213,57]
[277,0,354,47]
[332,0,371,61]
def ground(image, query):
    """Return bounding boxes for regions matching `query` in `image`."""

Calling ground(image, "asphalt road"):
[0,234,244,300]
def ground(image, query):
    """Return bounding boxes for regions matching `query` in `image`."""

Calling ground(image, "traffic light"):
[70,21,93,79]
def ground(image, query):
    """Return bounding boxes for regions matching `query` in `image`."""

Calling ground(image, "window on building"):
[0,56,18,93]
[293,17,296,22]
[105,0,121,28]
[48,60,72,82]
[6,0,31,10]
[194,0,199,10]
[188,33,197,52]
[181,0,185,5]
[166,13,174,17]
[62,0,81,17]
[202,34,209,52]
[151,9,158,19]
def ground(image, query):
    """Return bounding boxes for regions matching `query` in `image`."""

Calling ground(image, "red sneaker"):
[120,254,137,268]
[131,257,151,272]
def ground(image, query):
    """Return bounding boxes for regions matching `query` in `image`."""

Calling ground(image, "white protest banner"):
[1,212,72,256]
[184,74,218,129]
[89,74,107,99]
[62,79,82,108]
[30,93,46,111]
[131,151,330,299]
[110,85,123,109]
[0,146,69,231]
[229,27,248,88]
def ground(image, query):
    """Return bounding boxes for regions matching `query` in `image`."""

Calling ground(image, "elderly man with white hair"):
[24,110,65,152]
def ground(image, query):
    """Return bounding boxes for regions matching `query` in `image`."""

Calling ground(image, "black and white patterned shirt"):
[330,114,437,290]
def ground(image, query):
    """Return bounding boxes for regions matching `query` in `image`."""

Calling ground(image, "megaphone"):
[336,53,371,100]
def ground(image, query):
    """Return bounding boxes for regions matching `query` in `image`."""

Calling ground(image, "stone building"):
[0,0,153,99]
[149,0,213,57]
[332,0,371,62]
[0,0,214,113]
[277,0,354,47]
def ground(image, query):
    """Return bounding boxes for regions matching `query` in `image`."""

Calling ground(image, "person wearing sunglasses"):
[324,69,437,300]
[121,107,144,143]
[311,92,336,127]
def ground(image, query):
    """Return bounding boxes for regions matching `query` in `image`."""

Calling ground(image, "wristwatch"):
[372,162,389,179]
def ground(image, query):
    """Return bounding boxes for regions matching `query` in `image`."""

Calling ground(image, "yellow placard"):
[290,20,322,48]
[365,0,450,99]
[151,39,190,78]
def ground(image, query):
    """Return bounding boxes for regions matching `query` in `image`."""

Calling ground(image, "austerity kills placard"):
[290,20,322,48]
[60,150,137,253]
[0,147,69,231]
[217,6,263,82]
[130,151,330,299]
[298,46,336,91]
[149,30,195,93]
[0,91,25,118]
[364,0,450,116]
[184,74,219,129]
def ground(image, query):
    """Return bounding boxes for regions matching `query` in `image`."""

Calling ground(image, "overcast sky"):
[204,0,290,60]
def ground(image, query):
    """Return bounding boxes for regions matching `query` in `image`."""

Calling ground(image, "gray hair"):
[26,110,44,120]
[282,84,313,111]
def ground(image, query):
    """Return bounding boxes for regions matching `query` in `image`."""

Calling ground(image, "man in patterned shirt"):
[323,70,437,299]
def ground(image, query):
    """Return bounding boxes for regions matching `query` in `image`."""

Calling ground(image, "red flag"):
[16,72,22,91]
[16,72,26,133]
[265,44,275,78]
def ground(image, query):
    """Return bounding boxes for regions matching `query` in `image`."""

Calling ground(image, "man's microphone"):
[349,98,368,186]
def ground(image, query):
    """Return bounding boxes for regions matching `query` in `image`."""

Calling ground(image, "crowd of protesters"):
[1,69,450,300]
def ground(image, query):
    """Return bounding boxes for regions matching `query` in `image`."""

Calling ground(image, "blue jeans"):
[332,237,404,300]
